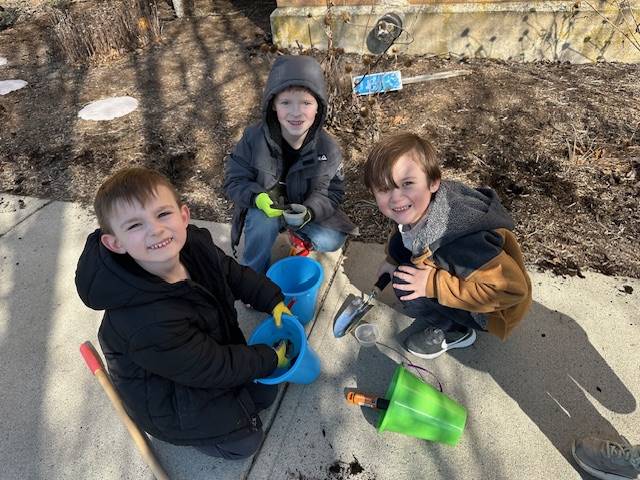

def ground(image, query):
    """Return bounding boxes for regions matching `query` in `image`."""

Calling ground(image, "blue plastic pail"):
[266,256,324,325]
[248,314,321,385]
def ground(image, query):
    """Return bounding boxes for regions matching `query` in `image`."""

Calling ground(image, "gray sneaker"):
[404,326,476,359]
[572,437,640,480]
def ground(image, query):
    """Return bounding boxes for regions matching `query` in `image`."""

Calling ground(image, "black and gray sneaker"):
[405,326,476,359]
[572,437,640,480]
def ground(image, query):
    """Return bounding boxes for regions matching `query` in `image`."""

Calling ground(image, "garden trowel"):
[333,273,392,338]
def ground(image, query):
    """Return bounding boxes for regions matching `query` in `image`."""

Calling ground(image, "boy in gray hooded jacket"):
[224,55,356,274]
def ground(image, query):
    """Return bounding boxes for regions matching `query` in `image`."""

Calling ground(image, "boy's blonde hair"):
[364,132,441,192]
[94,167,181,234]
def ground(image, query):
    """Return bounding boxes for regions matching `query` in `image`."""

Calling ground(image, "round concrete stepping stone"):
[0,79,27,95]
[78,96,139,121]
[0,56,8,66]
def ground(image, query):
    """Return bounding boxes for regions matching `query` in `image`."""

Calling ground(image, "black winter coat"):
[75,225,282,445]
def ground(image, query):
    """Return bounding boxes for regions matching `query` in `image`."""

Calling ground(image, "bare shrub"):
[581,0,640,53]
[0,6,19,31]
[318,7,382,147]
[50,0,162,64]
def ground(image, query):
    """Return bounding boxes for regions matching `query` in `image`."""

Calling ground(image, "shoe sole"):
[407,329,477,360]
[571,441,634,480]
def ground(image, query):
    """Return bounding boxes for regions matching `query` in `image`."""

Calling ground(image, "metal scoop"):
[332,273,391,338]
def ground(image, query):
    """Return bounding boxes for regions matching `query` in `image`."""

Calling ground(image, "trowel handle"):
[374,272,392,293]
[80,341,104,374]
[79,341,170,480]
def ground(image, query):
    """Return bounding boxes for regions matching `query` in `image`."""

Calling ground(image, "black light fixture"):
[366,12,404,54]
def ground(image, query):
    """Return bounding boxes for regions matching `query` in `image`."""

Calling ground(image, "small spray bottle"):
[346,391,390,411]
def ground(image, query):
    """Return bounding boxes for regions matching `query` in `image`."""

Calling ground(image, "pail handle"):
[375,341,443,392]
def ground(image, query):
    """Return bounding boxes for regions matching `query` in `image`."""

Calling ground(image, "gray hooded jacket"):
[223,55,357,250]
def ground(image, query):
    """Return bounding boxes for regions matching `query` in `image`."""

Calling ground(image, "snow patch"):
[78,96,139,121]
[0,80,27,95]
[0,56,8,66]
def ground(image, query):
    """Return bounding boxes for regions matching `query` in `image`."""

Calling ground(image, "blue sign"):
[352,71,402,95]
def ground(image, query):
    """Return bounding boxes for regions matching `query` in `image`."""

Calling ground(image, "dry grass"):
[49,0,161,64]
[566,125,600,165]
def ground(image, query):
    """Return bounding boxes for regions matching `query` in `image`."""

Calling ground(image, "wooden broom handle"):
[80,342,170,480]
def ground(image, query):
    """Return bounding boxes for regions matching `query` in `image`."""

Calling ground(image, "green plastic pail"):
[377,366,467,445]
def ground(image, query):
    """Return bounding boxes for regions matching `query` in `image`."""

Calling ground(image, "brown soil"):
[1,0,639,278]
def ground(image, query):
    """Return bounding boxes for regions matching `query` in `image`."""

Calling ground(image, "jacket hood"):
[75,229,186,311]
[410,180,515,255]
[261,55,328,149]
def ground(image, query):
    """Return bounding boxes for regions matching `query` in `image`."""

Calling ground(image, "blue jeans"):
[241,207,347,274]
[387,230,486,332]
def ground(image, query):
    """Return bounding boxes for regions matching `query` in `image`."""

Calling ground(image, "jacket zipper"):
[237,395,259,432]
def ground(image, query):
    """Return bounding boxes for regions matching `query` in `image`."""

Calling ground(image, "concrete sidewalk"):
[1,193,638,480]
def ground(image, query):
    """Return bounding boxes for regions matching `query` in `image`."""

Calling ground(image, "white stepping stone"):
[0,79,27,95]
[78,96,139,121]
[0,56,7,66]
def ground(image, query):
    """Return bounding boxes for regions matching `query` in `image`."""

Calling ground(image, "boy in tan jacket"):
[364,133,532,359]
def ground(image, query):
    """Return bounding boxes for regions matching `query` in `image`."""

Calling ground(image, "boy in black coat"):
[75,167,293,459]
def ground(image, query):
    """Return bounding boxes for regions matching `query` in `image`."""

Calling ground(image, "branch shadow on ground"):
[451,300,633,477]
[349,299,635,479]
[0,14,98,479]
[342,243,636,478]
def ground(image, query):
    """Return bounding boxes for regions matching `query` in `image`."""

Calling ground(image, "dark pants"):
[194,383,278,460]
[388,231,486,332]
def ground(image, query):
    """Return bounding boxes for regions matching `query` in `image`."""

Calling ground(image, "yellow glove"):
[272,301,292,328]
[273,340,291,369]
[255,192,284,218]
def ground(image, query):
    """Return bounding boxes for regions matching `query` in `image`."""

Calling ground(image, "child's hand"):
[255,192,284,218]
[272,301,292,328]
[393,264,435,301]
[273,340,292,369]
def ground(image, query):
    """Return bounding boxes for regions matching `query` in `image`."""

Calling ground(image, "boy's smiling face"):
[373,151,440,227]
[100,185,190,274]
[273,87,318,148]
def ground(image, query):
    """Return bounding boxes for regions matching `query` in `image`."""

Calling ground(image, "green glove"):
[255,192,284,218]
[272,301,292,328]
[273,340,291,369]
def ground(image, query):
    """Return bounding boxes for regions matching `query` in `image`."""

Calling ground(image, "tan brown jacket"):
[386,181,532,340]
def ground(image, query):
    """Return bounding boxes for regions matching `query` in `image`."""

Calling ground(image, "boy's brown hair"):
[94,167,181,234]
[276,85,314,96]
[364,132,441,192]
